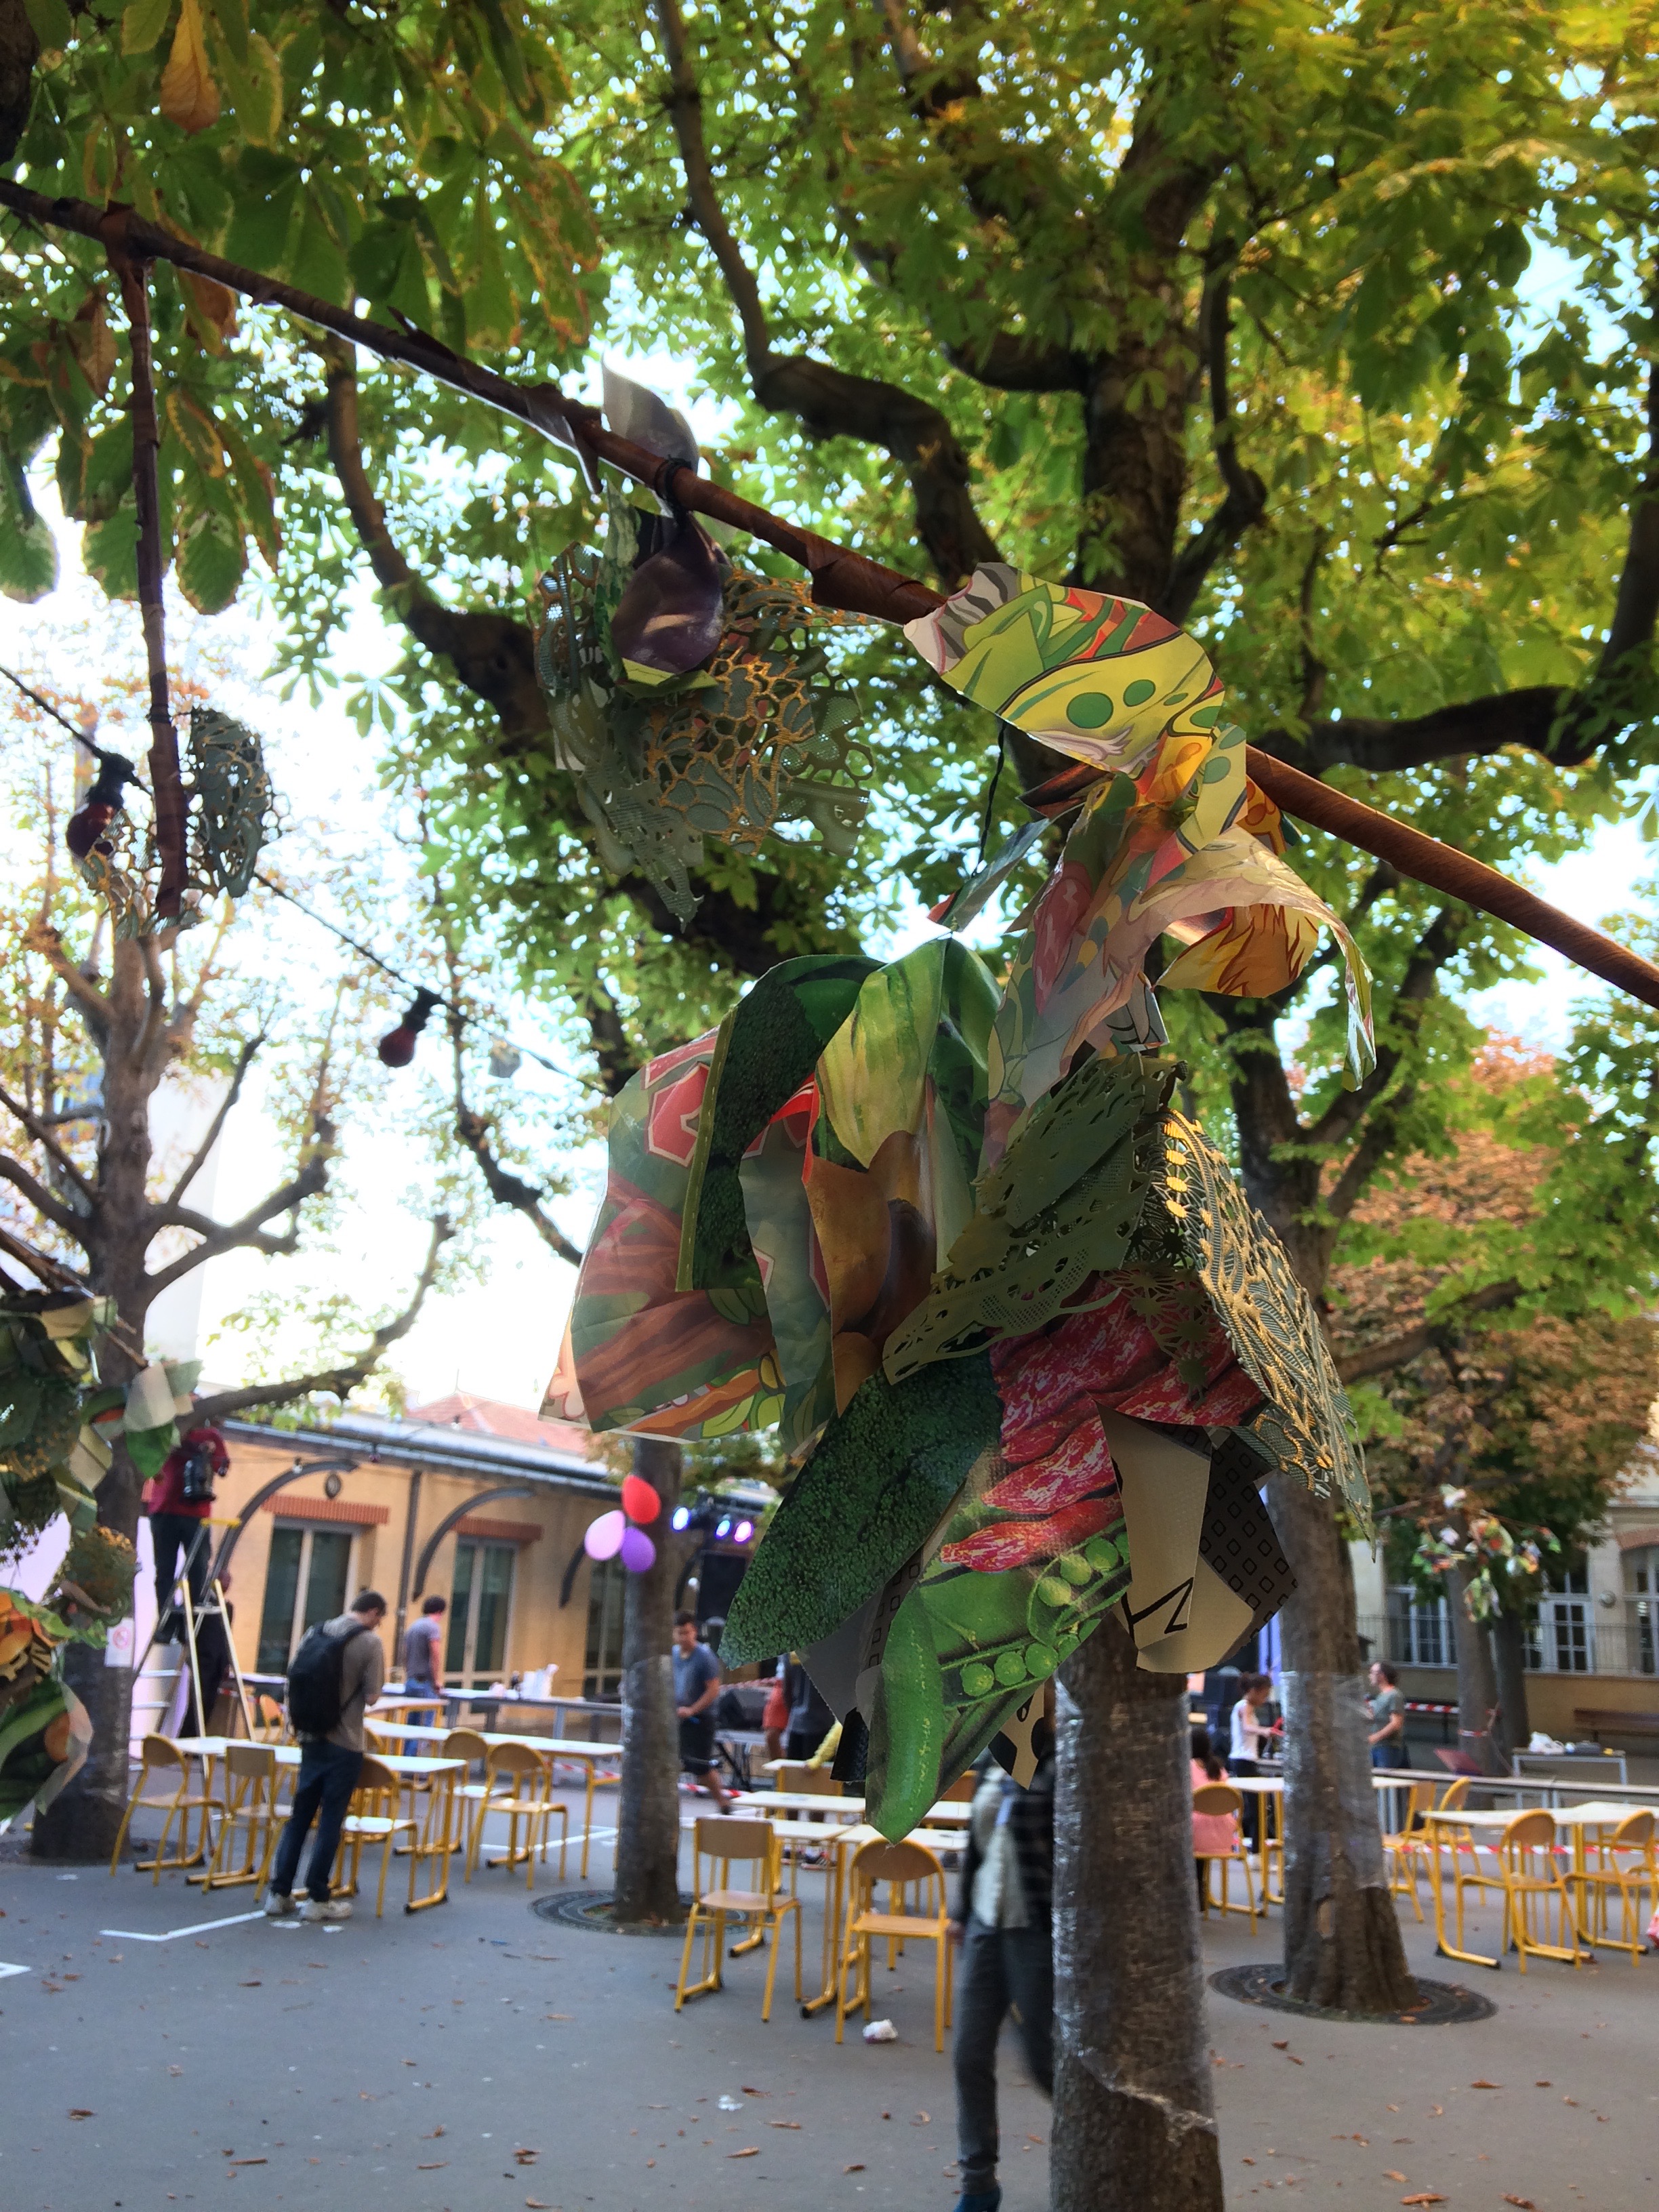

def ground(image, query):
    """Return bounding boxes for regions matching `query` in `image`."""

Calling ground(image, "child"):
[1191,1726,1239,1909]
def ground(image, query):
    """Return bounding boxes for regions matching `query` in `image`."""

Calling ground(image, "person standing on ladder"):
[142,1402,228,1641]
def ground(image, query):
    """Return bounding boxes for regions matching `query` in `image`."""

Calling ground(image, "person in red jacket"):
[142,1413,229,1641]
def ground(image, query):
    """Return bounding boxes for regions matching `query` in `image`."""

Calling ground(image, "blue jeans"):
[270,1741,363,1901]
[954,1920,1053,2194]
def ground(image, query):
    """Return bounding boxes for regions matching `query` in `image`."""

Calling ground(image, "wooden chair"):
[252,1694,288,1743]
[194,1743,282,1892]
[676,1818,801,2023]
[938,1769,978,1804]
[1382,1780,1437,1923]
[1496,1810,1589,1971]
[1193,1782,1258,1927]
[108,1736,212,1883]
[1576,1809,1656,1964]
[464,1742,569,1889]
[336,1755,419,1917]
[799,1768,843,1797]
[835,1836,953,2053]
[1258,1786,1285,1906]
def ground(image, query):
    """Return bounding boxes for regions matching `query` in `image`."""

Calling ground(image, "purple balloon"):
[619,1525,657,1574]
[583,1509,626,1561]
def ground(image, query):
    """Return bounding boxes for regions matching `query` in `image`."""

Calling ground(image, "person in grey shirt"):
[672,1611,731,1811]
[265,1591,386,1923]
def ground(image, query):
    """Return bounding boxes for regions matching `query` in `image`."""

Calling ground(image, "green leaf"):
[176,506,246,613]
[82,496,140,601]
[224,150,299,270]
[120,0,173,54]
[23,0,73,49]
[205,0,247,65]
[0,454,59,602]
[289,199,349,305]
[217,28,281,146]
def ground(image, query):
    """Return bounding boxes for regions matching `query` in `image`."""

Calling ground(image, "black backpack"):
[178,1441,216,1504]
[286,1619,369,1737]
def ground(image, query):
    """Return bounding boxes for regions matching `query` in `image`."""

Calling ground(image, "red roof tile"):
[405,1392,594,1460]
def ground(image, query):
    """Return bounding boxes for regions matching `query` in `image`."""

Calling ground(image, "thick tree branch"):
[322,343,551,747]
[1164,256,1267,623]
[23,919,111,1048]
[144,1119,334,1296]
[580,983,639,1100]
[165,1034,263,1210]
[1335,1279,1523,1385]
[453,1100,584,1268]
[653,0,999,586]
[192,1214,454,1427]
[938,329,1086,394]
[0,1152,85,1240]
[1254,684,1572,776]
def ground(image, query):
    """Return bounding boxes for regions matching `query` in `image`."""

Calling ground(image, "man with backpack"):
[264,1590,387,1923]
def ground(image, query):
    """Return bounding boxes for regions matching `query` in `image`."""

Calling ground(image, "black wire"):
[1,663,91,741]
[976,724,1008,863]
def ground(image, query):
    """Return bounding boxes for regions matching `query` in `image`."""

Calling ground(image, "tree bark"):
[1051,1614,1222,2212]
[1449,1562,1505,1776]
[1490,1607,1532,1759]
[1269,1477,1418,2011]
[610,1435,686,1923]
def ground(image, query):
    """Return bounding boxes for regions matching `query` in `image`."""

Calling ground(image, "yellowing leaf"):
[165,388,225,474]
[218,30,283,148]
[159,0,220,135]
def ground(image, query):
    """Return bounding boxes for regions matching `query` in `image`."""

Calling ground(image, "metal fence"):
[1357,1611,1656,1679]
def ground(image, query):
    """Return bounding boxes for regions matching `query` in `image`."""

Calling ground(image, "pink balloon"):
[619,1525,657,1574]
[583,1509,626,1561]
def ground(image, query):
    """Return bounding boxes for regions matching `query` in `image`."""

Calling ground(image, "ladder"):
[132,1517,255,1742]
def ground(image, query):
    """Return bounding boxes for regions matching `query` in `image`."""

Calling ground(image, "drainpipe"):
[392,1466,424,1661]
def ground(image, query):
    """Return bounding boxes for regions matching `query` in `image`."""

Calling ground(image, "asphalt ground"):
[1,1782,1654,2212]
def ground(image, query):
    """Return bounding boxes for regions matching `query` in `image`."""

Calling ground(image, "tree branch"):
[192,1214,454,1426]
[1253,684,1572,776]
[322,342,551,746]
[937,328,1086,394]
[165,1033,263,1210]
[0,1152,85,1241]
[0,1078,94,1200]
[1164,254,1267,623]
[579,981,638,1099]
[23,919,111,1047]
[453,1099,584,1268]
[652,0,1000,586]
[1335,1278,1523,1385]
[0,1218,87,1292]
[144,1118,334,1296]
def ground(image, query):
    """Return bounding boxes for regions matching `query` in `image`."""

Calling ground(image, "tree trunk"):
[1051,1614,1222,2212]
[1449,1562,1505,1776]
[1490,1606,1532,1758]
[30,1440,143,1862]
[610,1434,684,1923]
[1270,1477,1418,2011]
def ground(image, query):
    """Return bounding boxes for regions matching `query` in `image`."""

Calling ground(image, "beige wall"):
[1394,1662,1658,1744]
[213,1434,615,1694]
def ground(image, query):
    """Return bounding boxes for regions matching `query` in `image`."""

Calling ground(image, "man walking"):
[264,1590,387,1923]
[948,1734,1054,2212]
[403,1593,446,1723]
[672,1611,731,1811]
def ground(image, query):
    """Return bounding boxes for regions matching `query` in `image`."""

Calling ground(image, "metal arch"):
[410,1483,536,1599]
[207,1450,360,1587]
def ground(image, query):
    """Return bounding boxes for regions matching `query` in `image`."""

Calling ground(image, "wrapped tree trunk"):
[1490,1606,1532,1759]
[610,1434,685,1923]
[1052,1615,1222,2212]
[1270,1479,1416,2010]
[1449,1561,1505,1776]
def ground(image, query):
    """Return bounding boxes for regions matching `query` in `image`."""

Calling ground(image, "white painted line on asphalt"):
[100,1910,266,1943]
[0,1961,29,1980]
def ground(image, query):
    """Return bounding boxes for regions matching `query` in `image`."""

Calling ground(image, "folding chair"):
[1382,1780,1437,1923]
[1496,1810,1590,1971]
[108,1736,213,1883]
[1578,1809,1658,1963]
[1193,1782,1258,1927]
[464,1742,569,1889]
[337,1755,419,1917]
[835,1836,953,2053]
[676,1818,801,2023]
[194,1743,282,1892]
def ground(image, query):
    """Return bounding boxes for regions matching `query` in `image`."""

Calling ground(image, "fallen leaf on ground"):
[766,2120,801,2129]
[741,2086,769,2095]
[423,2127,445,2139]
[416,2164,447,2171]
[1384,2171,1407,2182]
[227,2158,266,2167]
[1533,2081,1551,2088]
[1284,2053,1304,2065]
[525,2200,556,2209]
[844,2163,865,2173]
[68,2110,94,2120]
[729,2147,759,2158]
[1429,2106,1443,2116]
[1563,2097,1579,2107]
[1502,2198,1536,2209]
[912,2111,930,2125]
[514,2148,539,2164]
[239,1981,261,1988]
[1271,2039,1289,2049]
[1470,2079,1502,2090]
[1400,2196,1446,2207]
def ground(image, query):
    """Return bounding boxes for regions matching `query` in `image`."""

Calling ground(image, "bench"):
[1572,1708,1659,1742]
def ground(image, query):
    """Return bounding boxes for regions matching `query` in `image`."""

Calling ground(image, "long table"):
[171,1738,463,1912]
[366,1721,621,1878]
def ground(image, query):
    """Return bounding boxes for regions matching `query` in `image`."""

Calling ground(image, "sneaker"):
[298,1897,352,1923]
[262,1889,295,1918]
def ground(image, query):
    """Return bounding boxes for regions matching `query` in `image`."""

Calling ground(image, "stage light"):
[671,1504,691,1532]
[716,1516,732,1538]
[734,1520,753,1544]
